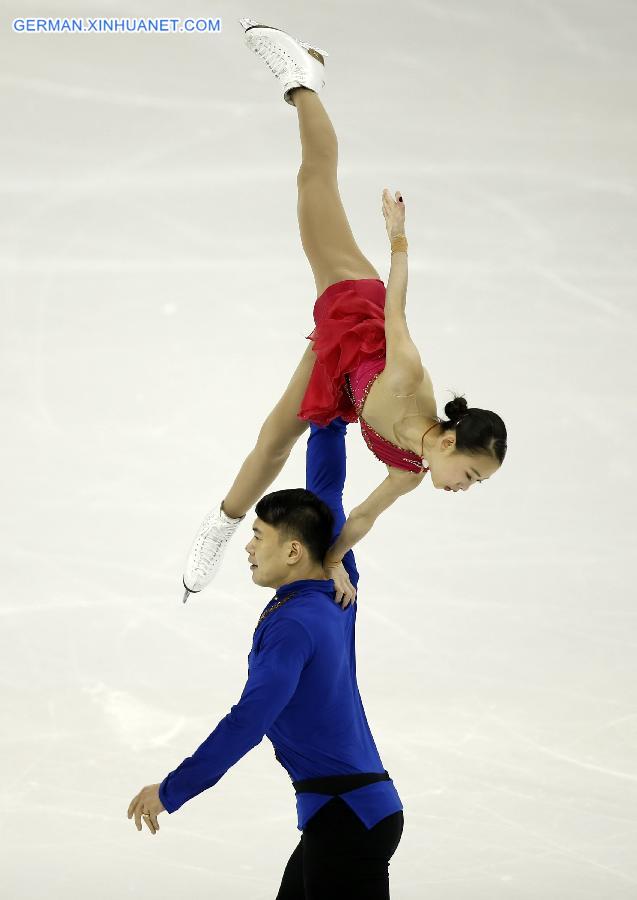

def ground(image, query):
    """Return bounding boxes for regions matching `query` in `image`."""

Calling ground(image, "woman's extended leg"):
[221,341,315,519]
[183,47,383,594]
[183,339,316,594]
[293,86,380,297]
[222,87,378,519]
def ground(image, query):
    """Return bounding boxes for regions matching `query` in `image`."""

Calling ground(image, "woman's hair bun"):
[444,394,469,423]
[439,393,507,465]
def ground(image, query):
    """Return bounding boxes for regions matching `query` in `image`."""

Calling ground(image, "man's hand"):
[127,783,165,835]
[323,559,357,608]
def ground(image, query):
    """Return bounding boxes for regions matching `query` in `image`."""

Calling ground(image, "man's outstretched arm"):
[305,418,359,588]
[158,616,312,813]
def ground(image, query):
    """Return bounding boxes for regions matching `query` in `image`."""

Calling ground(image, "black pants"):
[276,772,404,899]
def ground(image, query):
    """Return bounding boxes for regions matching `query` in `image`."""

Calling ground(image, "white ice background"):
[1,1,636,897]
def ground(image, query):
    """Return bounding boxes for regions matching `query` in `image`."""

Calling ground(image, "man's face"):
[245,517,302,589]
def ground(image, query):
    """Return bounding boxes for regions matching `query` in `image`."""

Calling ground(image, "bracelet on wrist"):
[390,233,408,254]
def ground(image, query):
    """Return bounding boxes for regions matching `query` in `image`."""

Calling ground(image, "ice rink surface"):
[2,1,636,897]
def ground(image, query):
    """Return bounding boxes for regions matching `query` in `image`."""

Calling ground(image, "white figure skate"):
[238,17,328,106]
[182,502,245,603]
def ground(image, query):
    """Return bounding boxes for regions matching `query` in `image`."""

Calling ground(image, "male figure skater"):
[127,418,404,898]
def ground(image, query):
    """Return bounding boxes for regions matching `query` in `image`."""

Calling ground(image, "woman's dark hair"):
[254,488,334,565]
[439,393,507,464]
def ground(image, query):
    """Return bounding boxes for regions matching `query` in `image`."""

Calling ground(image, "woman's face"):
[427,441,500,492]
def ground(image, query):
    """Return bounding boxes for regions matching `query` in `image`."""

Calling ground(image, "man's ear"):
[286,539,304,564]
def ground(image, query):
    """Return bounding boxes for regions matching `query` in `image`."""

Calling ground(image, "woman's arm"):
[324,511,375,565]
[381,190,424,394]
[384,243,408,318]
[385,251,424,391]
[324,472,422,563]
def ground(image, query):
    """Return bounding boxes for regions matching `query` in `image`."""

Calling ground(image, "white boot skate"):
[238,17,328,106]
[182,502,245,603]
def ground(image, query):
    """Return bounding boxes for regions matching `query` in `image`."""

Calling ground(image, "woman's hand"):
[381,188,406,241]
[323,559,357,608]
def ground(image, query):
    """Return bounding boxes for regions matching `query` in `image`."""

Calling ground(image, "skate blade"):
[182,578,198,604]
[238,17,259,32]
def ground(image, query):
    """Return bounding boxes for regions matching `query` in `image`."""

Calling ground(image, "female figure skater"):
[182,18,507,607]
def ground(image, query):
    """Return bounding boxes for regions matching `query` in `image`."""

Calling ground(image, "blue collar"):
[273,578,334,601]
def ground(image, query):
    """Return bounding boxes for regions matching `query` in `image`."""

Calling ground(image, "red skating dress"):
[297,278,434,475]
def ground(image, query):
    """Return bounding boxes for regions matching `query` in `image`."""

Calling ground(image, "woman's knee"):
[297,156,337,186]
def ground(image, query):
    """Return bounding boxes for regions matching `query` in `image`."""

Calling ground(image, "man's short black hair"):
[254,488,334,566]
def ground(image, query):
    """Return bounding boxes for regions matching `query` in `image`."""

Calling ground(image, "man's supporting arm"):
[305,419,359,588]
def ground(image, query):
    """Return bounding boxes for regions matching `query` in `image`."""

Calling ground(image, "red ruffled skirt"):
[297,278,387,427]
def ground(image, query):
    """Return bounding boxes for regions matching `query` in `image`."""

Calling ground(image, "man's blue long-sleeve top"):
[159,419,402,830]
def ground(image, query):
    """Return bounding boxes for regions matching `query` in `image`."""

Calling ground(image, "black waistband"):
[293,770,391,795]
